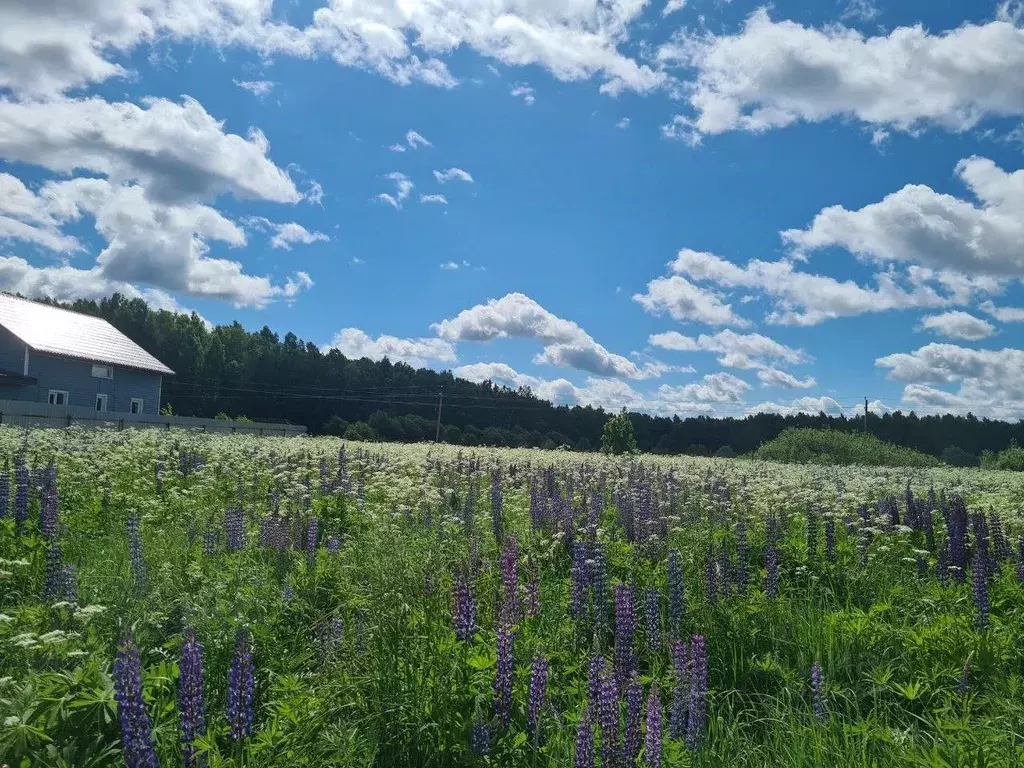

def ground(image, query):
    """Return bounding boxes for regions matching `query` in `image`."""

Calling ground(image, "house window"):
[48,390,68,406]
[91,364,114,379]
[95,394,108,412]
[130,398,143,414]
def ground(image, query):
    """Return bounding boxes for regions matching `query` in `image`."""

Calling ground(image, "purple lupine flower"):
[948,496,968,584]
[590,542,608,630]
[282,583,293,604]
[668,640,689,740]
[59,564,78,603]
[806,509,819,561]
[14,458,28,529]
[810,662,826,721]
[452,571,478,642]
[645,685,663,768]
[491,468,504,546]
[614,583,636,690]
[1017,537,1024,584]
[179,628,207,767]
[39,485,58,541]
[127,515,147,594]
[765,544,779,598]
[527,654,549,742]
[43,543,63,601]
[644,587,661,655]
[570,543,589,620]
[667,549,685,640]
[686,635,708,751]
[972,548,989,630]
[958,659,971,698]
[500,536,520,620]
[225,507,244,551]
[525,565,541,619]
[326,536,340,554]
[306,517,319,563]
[113,634,158,768]
[589,652,605,708]
[226,628,255,742]
[598,668,619,768]
[705,549,718,605]
[574,706,595,768]
[623,673,643,766]
[0,470,10,519]
[736,520,749,593]
[494,621,515,729]
[824,520,836,563]
[470,717,492,756]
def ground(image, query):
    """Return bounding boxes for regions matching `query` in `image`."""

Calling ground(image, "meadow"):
[3,427,1024,767]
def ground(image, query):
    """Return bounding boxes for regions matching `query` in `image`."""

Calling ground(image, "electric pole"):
[864,397,868,434]
[435,387,444,443]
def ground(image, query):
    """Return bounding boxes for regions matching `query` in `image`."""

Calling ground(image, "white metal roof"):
[0,293,174,375]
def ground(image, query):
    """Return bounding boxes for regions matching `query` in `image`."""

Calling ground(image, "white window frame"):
[130,398,144,415]
[91,364,114,379]
[95,393,108,412]
[48,390,69,407]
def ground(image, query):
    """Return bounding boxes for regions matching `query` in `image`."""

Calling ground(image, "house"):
[0,293,174,416]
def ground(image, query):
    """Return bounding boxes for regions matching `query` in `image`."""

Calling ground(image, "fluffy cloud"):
[755,368,816,389]
[421,194,448,205]
[0,96,301,205]
[376,172,414,209]
[235,79,275,98]
[0,173,80,252]
[511,84,536,105]
[455,361,747,415]
[747,397,846,416]
[434,292,663,380]
[672,248,950,326]
[876,342,1024,419]
[649,329,807,366]
[0,0,665,98]
[783,157,1024,277]
[433,167,474,184]
[243,216,329,249]
[405,130,432,148]
[633,274,750,327]
[659,9,1024,142]
[917,311,995,341]
[324,328,457,368]
[980,300,1024,322]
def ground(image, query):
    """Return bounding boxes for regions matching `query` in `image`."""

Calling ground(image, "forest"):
[42,293,1024,459]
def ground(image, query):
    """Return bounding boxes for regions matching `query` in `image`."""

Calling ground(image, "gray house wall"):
[0,325,164,415]
[26,354,162,415]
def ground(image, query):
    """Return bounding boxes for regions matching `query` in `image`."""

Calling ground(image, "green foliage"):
[600,408,637,455]
[980,440,1024,471]
[160,402,174,416]
[324,415,350,437]
[343,421,376,441]
[940,445,978,467]
[753,428,940,467]
[714,445,736,458]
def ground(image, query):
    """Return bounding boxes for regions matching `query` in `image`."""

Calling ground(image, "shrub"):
[752,428,939,468]
[714,445,736,458]
[980,440,1024,471]
[344,421,376,441]
[940,445,978,467]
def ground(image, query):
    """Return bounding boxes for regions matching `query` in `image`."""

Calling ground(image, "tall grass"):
[752,428,940,468]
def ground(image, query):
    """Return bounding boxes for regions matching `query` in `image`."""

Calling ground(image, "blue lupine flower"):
[0,470,10,519]
[667,548,685,640]
[14,457,28,529]
[179,627,207,767]
[765,544,779,598]
[127,515,146,594]
[226,628,255,742]
[43,543,63,601]
[452,570,477,642]
[645,685,663,768]
[225,507,244,551]
[668,639,689,740]
[614,583,636,690]
[623,673,643,766]
[113,634,158,768]
[500,535,520,620]
[470,717,492,756]
[597,667,619,768]
[574,705,595,768]
[686,635,708,751]
[494,620,515,729]
[570,543,589,620]
[811,662,826,721]
[825,519,836,563]
[527,654,549,742]
[59,564,78,603]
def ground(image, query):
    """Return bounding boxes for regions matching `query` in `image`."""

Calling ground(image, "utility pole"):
[435,387,444,443]
[864,397,869,434]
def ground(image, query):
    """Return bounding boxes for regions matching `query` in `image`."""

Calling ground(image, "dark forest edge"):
[31,293,1024,464]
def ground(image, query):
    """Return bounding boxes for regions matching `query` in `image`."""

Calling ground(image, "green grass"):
[752,428,940,468]
[2,428,1024,767]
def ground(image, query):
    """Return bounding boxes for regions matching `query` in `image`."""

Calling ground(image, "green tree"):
[941,445,978,467]
[601,408,638,455]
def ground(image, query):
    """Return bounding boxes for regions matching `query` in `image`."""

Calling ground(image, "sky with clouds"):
[2,0,1024,420]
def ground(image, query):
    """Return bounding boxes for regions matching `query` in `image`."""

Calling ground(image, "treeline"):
[39,293,1024,458]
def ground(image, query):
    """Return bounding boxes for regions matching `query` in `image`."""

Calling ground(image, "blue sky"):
[1,0,1024,419]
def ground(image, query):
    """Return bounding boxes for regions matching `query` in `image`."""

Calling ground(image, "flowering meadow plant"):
[1,427,1024,765]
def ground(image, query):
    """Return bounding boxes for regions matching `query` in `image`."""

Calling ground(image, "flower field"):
[4,428,1024,767]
